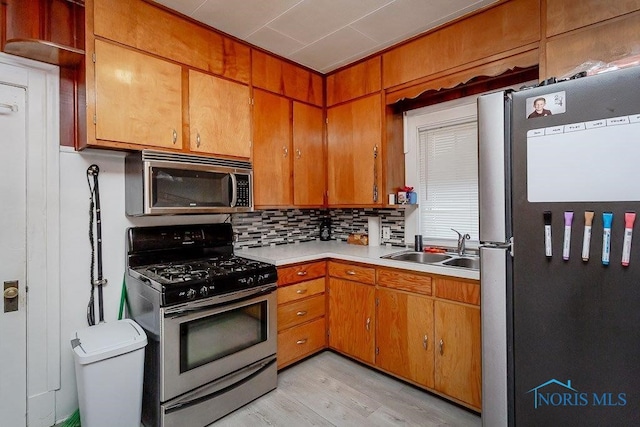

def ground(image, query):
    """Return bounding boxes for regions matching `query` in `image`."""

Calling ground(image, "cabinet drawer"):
[435,278,480,306]
[278,261,326,286]
[278,294,326,331]
[277,277,325,304]
[277,317,326,368]
[377,269,432,296]
[328,261,375,284]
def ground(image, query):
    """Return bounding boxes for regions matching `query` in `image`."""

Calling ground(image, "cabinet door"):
[327,94,382,205]
[292,101,325,206]
[189,70,251,158]
[328,278,375,364]
[376,288,435,388]
[434,300,482,408]
[93,39,182,148]
[253,89,292,206]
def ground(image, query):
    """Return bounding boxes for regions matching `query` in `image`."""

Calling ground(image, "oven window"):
[152,167,231,207]
[179,301,268,372]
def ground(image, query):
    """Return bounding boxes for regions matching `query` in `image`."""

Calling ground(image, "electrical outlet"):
[382,227,391,239]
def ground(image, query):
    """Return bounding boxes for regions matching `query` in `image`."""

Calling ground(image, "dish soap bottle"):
[320,215,331,241]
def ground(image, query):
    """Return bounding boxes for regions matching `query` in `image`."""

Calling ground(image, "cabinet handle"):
[439,339,444,355]
[172,129,178,144]
[196,132,201,147]
[296,289,307,294]
[296,311,307,316]
[423,334,428,350]
[296,271,308,276]
[346,270,356,275]
[296,339,307,345]
[0,103,18,112]
[283,146,288,157]
[365,317,371,331]
[373,145,379,203]
[296,148,302,159]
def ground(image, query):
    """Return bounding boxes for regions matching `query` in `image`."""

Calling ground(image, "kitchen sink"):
[384,251,452,263]
[443,257,480,270]
[382,250,479,271]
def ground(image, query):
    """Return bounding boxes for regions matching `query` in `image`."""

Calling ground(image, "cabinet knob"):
[296,289,307,294]
[365,317,371,331]
[423,334,428,350]
[296,339,307,345]
[296,311,307,317]
[439,339,444,355]
[283,146,288,157]
[172,129,178,144]
[346,270,356,275]
[296,148,302,159]
[296,271,308,276]
[196,132,201,147]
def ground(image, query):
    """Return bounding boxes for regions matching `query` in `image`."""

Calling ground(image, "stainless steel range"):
[125,223,278,427]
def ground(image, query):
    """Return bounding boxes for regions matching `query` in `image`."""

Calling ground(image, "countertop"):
[238,240,480,281]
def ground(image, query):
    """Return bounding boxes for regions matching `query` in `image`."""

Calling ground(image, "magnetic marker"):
[602,212,613,266]
[581,211,594,261]
[544,211,552,258]
[562,211,573,260]
[622,212,636,267]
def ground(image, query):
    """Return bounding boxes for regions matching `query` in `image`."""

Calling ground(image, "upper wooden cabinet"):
[91,39,183,149]
[326,93,383,206]
[188,70,251,158]
[2,0,85,66]
[253,89,325,207]
[546,0,640,37]
[92,0,249,83]
[292,101,325,206]
[253,89,292,206]
[326,56,381,106]
[382,0,540,89]
[251,50,323,106]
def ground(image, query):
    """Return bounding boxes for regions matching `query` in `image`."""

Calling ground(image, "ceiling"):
[152,0,498,74]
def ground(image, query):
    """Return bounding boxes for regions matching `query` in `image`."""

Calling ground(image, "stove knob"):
[200,286,209,297]
[186,288,197,300]
[245,276,255,285]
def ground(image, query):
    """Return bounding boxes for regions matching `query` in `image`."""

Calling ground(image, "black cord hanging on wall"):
[86,164,107,326]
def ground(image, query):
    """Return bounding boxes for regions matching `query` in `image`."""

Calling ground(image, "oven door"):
[159,287,276,402]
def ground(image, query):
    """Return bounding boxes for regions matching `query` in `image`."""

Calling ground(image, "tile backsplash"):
[233,208,406,249]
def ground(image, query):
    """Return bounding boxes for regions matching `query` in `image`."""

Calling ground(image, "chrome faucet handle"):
[451,229,470,255]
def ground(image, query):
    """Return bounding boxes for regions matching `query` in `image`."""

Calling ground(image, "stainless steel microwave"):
[125,150,253,216]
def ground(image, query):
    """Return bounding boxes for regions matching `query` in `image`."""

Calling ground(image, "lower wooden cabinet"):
[434,300,482,408]
[376,287,435,389]
[328,277,376,364]
[276,262,327,369]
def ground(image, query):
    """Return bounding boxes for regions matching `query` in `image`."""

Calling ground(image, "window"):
[404,98,478,245]
[418,121,478,241]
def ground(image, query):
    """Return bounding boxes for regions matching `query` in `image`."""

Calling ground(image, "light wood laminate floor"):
[211,351,481,426]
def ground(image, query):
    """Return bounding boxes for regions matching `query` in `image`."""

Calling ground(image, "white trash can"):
[71,318,147,427]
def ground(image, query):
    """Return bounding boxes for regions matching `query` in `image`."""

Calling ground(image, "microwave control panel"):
[235,175,251,207]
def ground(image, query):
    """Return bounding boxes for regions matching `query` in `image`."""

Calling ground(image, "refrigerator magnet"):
[563,211,573,260]
[544,211,552,258]
[602,212,613,266]
[581,211,594,261]
[621,212,636,267]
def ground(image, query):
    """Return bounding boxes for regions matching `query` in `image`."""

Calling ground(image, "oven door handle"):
[164,355,276,414]
[164,284,277,318]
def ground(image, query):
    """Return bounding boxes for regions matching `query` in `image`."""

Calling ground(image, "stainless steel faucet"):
[451,228,471,256]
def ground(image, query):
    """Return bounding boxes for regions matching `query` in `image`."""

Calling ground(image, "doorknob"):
[4,280,19,313]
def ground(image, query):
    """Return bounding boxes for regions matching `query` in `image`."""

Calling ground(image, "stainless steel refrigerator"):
[478,66,640,426]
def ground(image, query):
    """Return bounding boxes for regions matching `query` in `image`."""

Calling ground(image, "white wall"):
[56,147,226,422]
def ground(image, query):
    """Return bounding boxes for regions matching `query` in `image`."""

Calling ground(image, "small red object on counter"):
[423,246,447,253]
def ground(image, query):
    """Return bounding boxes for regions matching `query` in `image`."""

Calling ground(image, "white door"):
[0,82,28,426]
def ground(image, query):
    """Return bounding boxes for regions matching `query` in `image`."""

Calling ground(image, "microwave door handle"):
[229,173,238,207]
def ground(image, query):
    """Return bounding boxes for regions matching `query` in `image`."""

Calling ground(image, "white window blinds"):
[418,121,478,241]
